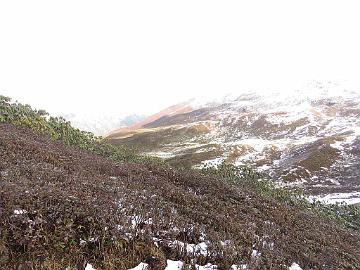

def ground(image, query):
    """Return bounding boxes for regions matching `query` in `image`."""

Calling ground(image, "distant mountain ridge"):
[107,82,360,202]
[62,113,146,136]
[107,101,194,137]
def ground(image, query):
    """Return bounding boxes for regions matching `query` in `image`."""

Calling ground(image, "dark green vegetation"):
[1,96,360,269]
[201,163,360,232]
[0,95,160,165]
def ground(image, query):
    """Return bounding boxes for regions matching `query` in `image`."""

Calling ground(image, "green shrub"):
[0,95,162,165]
[200,161,360,231]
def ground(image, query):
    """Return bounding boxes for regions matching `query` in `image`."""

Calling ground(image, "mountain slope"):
[2,124,360,269]
[2,94,360,269]
[108,101,194,138]
[107,82,360,202]
[62,113,146,136]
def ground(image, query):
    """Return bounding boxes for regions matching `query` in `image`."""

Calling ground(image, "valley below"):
[107,82,360,205]
[1,89,360,270]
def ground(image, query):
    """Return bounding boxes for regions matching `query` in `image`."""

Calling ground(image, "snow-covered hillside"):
[107,82,360,203]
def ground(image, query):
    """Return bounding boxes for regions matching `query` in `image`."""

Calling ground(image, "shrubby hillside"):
[0,96,360,270]
[0,96,157,164]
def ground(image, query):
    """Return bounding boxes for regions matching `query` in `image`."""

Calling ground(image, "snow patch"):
[197,157,226,168]
[128,262,149,270]
[289,262,302,270]
[307,192,360,205]
[146,151,176,159]
[165,260,183,270]
[126,259,217,270]
[170,240,209,256]
[230,265,248,270]
[13,209,27,215]
[85,264,96,270]
[197,263,218,270]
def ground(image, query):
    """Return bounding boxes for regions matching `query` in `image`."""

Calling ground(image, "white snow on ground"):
[223,138,295,151]
[257,164,272,171]
[221,137,317,166]
[289,262,303,270]
[129,260,248,270]
[131,215,153,229]
[85,264,96,270]
[251,249,261,259]
[196,157,226,168]
[196,263,218,270]
[165,260,183,270]
[330,139,346,151]
[264,101,314,125]
[170,240,209,256]
[307,192,360,205]
[129,260,219,270]
[128,262,149,270]
[146,151,176,159]
[230,265,248,270]
[165,260,217,270]
[13,209,27,215]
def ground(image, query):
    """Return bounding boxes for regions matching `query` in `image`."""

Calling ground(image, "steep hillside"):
[108,101,194,138]
[107,82,360,203]
[1,123,360,270]
[1,95,360,270]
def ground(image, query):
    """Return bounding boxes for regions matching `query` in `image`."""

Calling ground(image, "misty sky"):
[1,1,360,118]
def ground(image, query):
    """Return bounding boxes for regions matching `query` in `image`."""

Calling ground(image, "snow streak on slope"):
[107,82,360,203]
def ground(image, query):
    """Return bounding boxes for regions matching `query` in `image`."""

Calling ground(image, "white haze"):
[1,1,360,134]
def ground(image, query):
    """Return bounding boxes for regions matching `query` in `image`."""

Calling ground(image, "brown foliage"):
[0,123,359,270]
